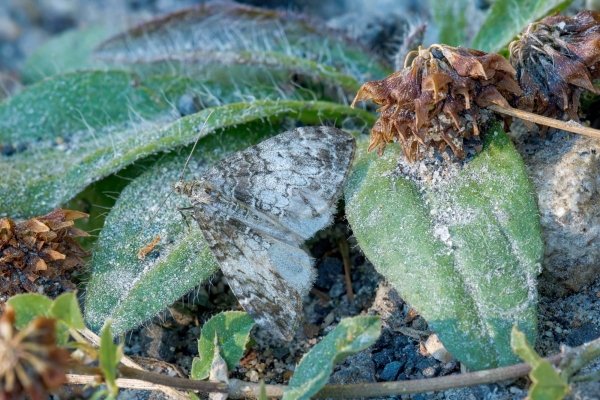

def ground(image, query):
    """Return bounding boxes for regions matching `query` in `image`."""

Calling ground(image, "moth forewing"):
[179,126,356,340]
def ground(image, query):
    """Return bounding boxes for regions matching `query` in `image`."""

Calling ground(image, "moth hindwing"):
[175,126,356,340]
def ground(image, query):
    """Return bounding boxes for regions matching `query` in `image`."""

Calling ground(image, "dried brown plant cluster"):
[510,10,600,130]
[0,307,71,400]
[353,10,600,161]
[352,44,522,161]
[0,210,90,302]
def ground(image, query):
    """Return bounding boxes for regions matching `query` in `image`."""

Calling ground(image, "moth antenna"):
[136,187,176,239]
[180,108,215,183]
[137,109,216,240]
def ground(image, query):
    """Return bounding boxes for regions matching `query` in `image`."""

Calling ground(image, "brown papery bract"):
[509,10,600,132]
[351,44,522,161]
[0,210,90,308]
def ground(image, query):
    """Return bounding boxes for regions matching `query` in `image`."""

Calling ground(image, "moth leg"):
[177,206,195,235]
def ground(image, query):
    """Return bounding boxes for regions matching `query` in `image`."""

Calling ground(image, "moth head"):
[172,180,193,196]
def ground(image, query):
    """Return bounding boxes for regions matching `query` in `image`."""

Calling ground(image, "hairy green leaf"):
[191,311,255,380]
[94,2,391,83]
[430,0,470,46]
[0,67,372,218]
[512,326,570,400]
[345,122,543,370]
[283,316,380,400]
[21,26,113,84]
[471,0,572,53]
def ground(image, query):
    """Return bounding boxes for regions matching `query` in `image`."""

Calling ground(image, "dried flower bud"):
[0,210,90,308]
[0,306,71,399]
[509,10,600,129]
[352,44,522,161]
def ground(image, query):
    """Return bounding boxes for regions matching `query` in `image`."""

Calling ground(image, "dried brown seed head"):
[352,45,521,161]
[509,10,600,129]
[0,210,90,310]
[0,306,71,400]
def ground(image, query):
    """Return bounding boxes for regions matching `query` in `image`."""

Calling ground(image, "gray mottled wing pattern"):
[202,126,356,241]
[186,127,355,340]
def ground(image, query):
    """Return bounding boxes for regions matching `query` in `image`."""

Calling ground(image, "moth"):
[173,126,356,340]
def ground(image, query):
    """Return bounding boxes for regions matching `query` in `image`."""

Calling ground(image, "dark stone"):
[372,328,394,352]
[314,258,343,289]
[314,304,332,317]
[416,358,436,372]
[396,372,408,381]
[1,145,15,156]
[566,323,600,347]
[42,15,76,34]
[421,364,441,378]
[141,324,177,362]
[329,350,376,385]
[328,281,346,298]
[309,238,332,259]
[403,360,415,375]
[392,334,410,352]
[272,347,290,359]
[412,395,428,400]
[353,255,365,267]
[411,317,428,331]
[379,361,403,381]
[371,349,394,367]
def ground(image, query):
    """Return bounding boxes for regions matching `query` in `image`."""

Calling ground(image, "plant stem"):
[226,355,562,399]
[67,338,600,398]
[488,104,600,139]
[560,336,600,381]
[68,364,228,393]
[338,237,355,301]
[571,370,600,383]
[69,354,563,398]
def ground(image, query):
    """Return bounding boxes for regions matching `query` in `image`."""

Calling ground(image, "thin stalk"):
[488,104,600,139]
[68,364,228,393]
[338,237,355,301]
[560,336,600,381]
[68,354,563,398]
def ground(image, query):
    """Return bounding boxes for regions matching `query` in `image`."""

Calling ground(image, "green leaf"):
[99,322,123,398]
[190,311,255,380]
[50,292,86,330]
[471,0,572,53]
[512,326,570,400]
[6,294,53,328]
[94,2,391,83]
[283,316,380,400]
[430,0,469,46]
[345,121,543,370]
[21,26,113,84]
[84,104,374,336]
[0,67,372,218]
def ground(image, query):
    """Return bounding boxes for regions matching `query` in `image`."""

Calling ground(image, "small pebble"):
[247,370,259,382]
[379,361,402,381]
